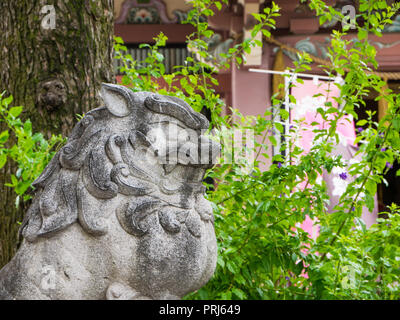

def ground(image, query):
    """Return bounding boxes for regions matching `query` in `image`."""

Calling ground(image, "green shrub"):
[1,0,400,300]
[114,0,400,299]
[0,93,65,206]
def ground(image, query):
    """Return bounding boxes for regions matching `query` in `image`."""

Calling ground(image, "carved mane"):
[20,84,214,242]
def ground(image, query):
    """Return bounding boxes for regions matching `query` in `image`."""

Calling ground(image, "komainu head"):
[20,83,221,241]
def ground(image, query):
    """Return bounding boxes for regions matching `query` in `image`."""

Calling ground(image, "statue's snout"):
[198,134,221,168]
[172,133,220,168]
[151,125,221,168]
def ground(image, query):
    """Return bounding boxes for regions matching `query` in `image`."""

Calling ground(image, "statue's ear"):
[100,83,133,117]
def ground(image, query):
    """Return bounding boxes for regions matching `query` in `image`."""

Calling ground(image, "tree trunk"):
[0,0,115,268]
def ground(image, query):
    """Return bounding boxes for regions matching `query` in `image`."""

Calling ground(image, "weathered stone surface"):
[0,84,220,300]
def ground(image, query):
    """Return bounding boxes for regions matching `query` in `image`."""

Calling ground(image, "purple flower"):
[277,162,282,168]
[381,147,387,152]
[351,207,355,212]
[285,276,290,281]
[289,125,294,130]
[379,132,384,138]
[386,162,393,169]
[339,172,348,180]
[357,127,363,133]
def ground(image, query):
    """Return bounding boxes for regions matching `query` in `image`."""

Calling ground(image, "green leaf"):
[262,29,271,38]
[0,153,7,169]
[365,179,377,196]
[377,1,387,9]
[15,180,32,195]
[217,255,225,268]
[24,120,32,135]
[275,122,284,133]
[393,118,400,130]
[280,109,289,120]
[268,135,277,147]
[114,36,124,44]
[154,52,164,62]
[232,288,246,299]
[2,95,13,106]
[9,106,23,118]
[226,261,238,274]
[0,130,9,144]
[10,174,18,186]
[220,291,232,300]
[364,193,375,212]
[358,29,368,40]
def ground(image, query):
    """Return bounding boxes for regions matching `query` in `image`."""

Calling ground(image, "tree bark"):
[0,0,115,268]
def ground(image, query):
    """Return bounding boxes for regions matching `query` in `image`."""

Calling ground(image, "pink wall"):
[231,45,273,169]
[231,45,272,116]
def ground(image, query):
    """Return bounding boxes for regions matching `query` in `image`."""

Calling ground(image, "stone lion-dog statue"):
[0,84,220,300]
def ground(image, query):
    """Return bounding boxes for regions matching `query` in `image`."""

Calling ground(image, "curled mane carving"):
[20,84,219,242]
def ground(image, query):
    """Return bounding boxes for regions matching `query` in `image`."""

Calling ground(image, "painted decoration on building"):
[116,0,178,24]
[115,0,203,25]
[127,7,160,24]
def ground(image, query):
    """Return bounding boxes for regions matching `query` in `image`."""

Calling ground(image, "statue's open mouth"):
[162,161,214,174]
[161,163,209,184]
[156,137,221,174]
